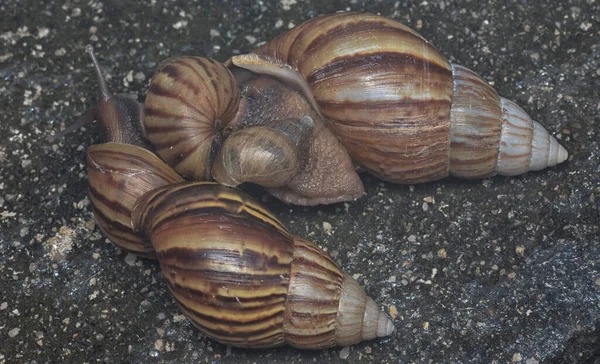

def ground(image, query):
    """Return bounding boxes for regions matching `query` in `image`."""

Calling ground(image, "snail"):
[131,181,394,348]
[53,13,568,206]
[65,46,394,348]
[145,13,567,205]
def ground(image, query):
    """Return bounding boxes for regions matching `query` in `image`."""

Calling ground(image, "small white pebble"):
[8,328,20,337]
[172,20,188,29]
[515,245,525,257]
[210,29,220,37]
[37,27,50,38]
[407,235,417,243]
[134,72,146,82]
[322,221,332,234]
[339,346,350,359]
[124,253,137,266]
[0,302,7,310]
[173,314,186,322]
[54,47,66,56]
[512,352,523,362]
[245,35,257,44]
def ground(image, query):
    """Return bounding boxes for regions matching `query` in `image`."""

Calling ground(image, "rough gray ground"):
[1,0,599,363]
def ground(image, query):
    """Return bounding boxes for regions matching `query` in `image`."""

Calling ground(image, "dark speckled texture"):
[1,0,598,363]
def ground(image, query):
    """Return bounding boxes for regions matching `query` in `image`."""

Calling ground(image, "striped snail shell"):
[131,181,394,348]
[228,12,569,184]
[57,46,185,257]
[87,143,184,257]
[143,56,240,181]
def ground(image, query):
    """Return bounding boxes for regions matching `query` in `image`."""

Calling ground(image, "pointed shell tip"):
[557,144,568,164]
[378,311,395,337]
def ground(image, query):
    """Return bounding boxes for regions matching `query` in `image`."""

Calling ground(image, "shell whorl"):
[131,182,394,348]
[449,64,568,178]
[211,116,315,188]
[231,12,567,184]
[87,143,184,257]
[144,57,240,181]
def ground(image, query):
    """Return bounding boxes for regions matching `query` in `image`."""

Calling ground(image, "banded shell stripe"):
[284,237,343,349]
[529,121,551,170]
[166,277,289,306]
[297,27,449,78]
[159,246,292,273]
[318,98,453,125]
[180,303,286,348]
[449,64,503,178]
[133,182,289,238]
[329,119,451,183]
[497,98,534,176]
[144,57,239,180]
[256,13,438,72]
[146,79,209,119]
[86,143,183,256]
[168,282,288,324]
[87,177,134,217]
[89,204,153,256]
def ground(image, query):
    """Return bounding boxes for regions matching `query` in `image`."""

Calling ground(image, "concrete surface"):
[1,0,599,363]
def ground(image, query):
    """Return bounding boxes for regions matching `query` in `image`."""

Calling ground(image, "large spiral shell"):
[144,57,240,181]
[131,182,394,348]
[231,12,568,184]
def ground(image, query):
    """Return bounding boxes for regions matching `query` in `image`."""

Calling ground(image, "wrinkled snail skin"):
[131,182,394,348]
[231,12,568,184]
[215,77,365,205]
[143,56,240,181]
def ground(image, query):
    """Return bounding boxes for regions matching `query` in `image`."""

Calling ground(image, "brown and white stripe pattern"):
[132,182,294,347]
[131,182,394,348]
[234,12,454,184]
[233,12,567,185]
[86,143,184,258]
[144,57,240,181]
[448,64,503,178]
[284,236,344,349]
[495,98,568,175]
[449,67,568,177]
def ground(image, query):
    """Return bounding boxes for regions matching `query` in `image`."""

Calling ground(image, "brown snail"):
[53,14,569,206]
[131,181,394,348]
[62,47,394,348]
[138,13,568,205]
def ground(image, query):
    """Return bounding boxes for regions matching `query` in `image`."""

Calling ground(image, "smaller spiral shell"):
[87,143,184,257]
[212,116,314,188]
[144,57,240,181]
